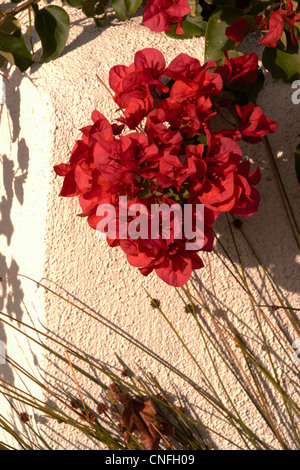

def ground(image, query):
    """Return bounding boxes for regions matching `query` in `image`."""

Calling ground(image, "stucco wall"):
[0,2,299,449]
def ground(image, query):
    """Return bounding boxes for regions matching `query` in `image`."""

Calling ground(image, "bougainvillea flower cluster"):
[258,0,300,47]
[142,0,300,51]
[226,0,300,48]
[55,49,277,287]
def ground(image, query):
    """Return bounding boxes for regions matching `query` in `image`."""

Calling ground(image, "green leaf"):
[0,17,21,35]
[247,0,274,16]
[111,0,142,19]
[0,18,32,72]
[183,15,207,36]
[124,0,143,15]
[165,15,206,39]
[187,0,197,17]
[262,35,300,83]
[32,4,70,64]
[111,0,127,19]
[94,15,107,26]
[205,0,236,5]
[294,142,300,185]
[197,134,207,145]
[0,28,32,72]
[0,50,14,66]
[0,54,7,68]
[137,188,152,198]
[0,17,30,70]
[64,0,85,6]
[82,0,109,17]
[204,7,243,61]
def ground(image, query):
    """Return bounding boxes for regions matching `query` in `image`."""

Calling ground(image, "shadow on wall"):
[20,275,298,450]
[0,68,32,385]
[0,255,24,385]
[20,7,138,74]
[60,13,128,59]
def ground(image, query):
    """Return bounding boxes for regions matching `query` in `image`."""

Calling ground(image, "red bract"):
[231,162,261,218]
[109,49,167,129]
[224,1,300,49]
[258,0,300,48]
[54,49,277,287]
[216,51,258,86]
[187,136,242,213]
[142,0,191,35]
[255,15,268,31]
[235,103,278,143]
[94,133,160,189]
[225,18,249,43]
[164,54,218,84]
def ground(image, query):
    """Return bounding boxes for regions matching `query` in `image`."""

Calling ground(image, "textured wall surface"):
[0,2,299,449]
[0,60,54,436]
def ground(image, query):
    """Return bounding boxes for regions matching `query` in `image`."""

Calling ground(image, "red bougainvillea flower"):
[235,103,278,143]
[109,48,167,129]
[225,18,250,43]
[258,0,300,48]
[216,51,258,86]
[54,111,114,198]
[225,1,300,49]
[142,0,191,35]
[122,237,205,287]
[94,132,160,189]
[54,49,277,287]
[231,161,261,218]
[164,53,218,84]
[255,14,268,31]
[187,135,242,213]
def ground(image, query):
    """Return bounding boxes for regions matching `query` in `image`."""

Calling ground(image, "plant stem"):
[28,6,34,55]
[0,0,39,28]
[262,135,300,250]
